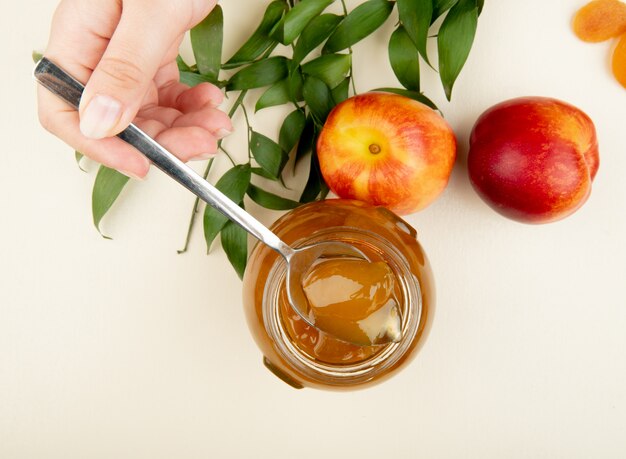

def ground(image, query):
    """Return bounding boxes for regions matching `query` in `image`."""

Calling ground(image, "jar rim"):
[262,226,423,387]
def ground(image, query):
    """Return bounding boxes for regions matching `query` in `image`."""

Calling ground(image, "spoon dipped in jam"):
[34,58,402,347]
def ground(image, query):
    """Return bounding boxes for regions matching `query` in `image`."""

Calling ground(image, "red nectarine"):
[467,97,599,224]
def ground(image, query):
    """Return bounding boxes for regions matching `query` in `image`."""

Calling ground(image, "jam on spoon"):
[302,258,402,346]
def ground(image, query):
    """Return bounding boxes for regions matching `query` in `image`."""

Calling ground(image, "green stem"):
[340,0,348,15]
[177,157,214,254]
[228,91,247,117]
[349,64,357,96]
[339,0,357,96]
[241,104,253,160]
[220,146,236,165]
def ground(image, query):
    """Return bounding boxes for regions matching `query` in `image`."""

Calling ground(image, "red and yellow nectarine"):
[468,97,599,224]
[317,93,457,215]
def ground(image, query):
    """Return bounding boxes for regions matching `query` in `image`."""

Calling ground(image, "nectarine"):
[467,97,599,224]
[317,93,457,215]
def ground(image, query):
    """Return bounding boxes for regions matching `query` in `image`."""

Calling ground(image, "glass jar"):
[242,199,435,390]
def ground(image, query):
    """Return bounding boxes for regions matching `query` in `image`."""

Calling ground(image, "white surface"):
[2,0,626,457]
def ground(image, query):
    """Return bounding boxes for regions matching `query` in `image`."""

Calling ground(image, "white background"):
[2,0,625,457]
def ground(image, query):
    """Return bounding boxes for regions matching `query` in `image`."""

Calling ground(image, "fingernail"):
[119,169,145,180]
[80,95,123,139]
[215,128,232,139]
[209,92,225,107]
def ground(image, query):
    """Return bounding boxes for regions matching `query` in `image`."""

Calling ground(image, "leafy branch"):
[70,0,482,277]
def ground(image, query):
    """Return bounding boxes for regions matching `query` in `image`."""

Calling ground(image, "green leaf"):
[372,87,439,110]
[247,185,300,210]
[294,115,316,170]
[476,0,484,15]
[292,14,343,67]
[279,109,307,153]
[176,55,191,72]
[255,79,291,111]
[92,166,130,238]
[75,151,87,172]
[203,165,251,251]
[323,0,394,53]
[302,76,334,124]
[432,0,459,21]
[320,183,331,200]
[331,77,350,104]
[223,1,287,69]
[251,167,279,181]
[32,51,43,63]
[226,56,288,91]
[300,147,328,203]
[437,0,478,100]
[250,131,289,179]
[179,71,220,87]
[221,220,248,279]
[388,26,420,91]
[288,69,304,101]
[271,0,335,45]
[397,0,433,65]
[301,54,351,89]
[190,5,223,79]
[203,215,232,253]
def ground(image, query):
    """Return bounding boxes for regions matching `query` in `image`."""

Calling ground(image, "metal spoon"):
[33,57,377,344]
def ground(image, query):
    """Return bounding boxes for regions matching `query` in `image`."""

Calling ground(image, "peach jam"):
[302,258,402,346]
[242,200,435,390]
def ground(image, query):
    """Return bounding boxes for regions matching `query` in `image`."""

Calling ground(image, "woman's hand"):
[37,0,232,179]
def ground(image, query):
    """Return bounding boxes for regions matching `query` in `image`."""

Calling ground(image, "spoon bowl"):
[284,241,369,327]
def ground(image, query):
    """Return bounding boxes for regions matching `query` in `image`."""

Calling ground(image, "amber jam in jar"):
[242,200,435,390]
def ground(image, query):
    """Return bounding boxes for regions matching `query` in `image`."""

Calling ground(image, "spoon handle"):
[34,57,292,258]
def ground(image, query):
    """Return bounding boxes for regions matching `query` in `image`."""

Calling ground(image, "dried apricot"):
[612,34,626,88]
[573,0,626,42]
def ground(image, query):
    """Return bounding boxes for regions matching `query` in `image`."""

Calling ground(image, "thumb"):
[79,4,182,139]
